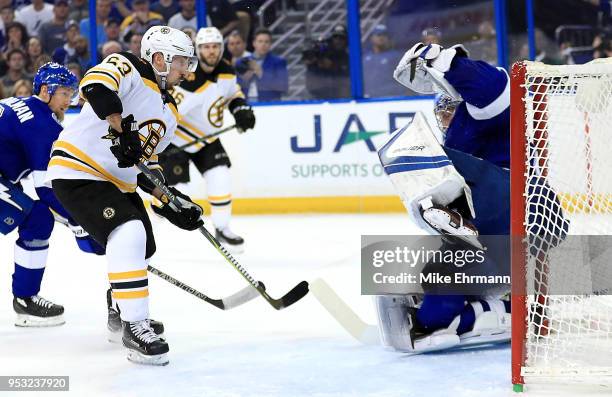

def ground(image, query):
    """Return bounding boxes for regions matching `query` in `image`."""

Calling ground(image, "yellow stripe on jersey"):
[195,81,212,93]
[80,74,119,91]
[175,128,204,149]
[179,118,208,138]
[217,73,235,80]
[88,66,121,83]
[108,269,148,280]
[142,78,161,94]
[168,102,180,122]
[53,141,138,192]
[112,289,149,299]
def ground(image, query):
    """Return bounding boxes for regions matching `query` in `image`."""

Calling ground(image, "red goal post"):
[510,59,612,392]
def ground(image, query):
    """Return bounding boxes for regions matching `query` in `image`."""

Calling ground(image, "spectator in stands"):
[31,54,51,74]
[168,0,196,31]
[101,41,123,59]
[227,29,250,66]
[534,28,563,64]
[128,32,143,56]
[120,0,164,41]
[103,18,123,50]
[152,0,180,22]
[207,0,240,37]
[66,62,82,81]
[227,0,265,41]
[15,0,53,37]
[182,27,196,41]
[111,0,133,20]
[26,37,46,74]
[38,0,70,55]
[2,22,28,54]
[592,34,612,59]
[80,0,111,47]
[303,24,350,99]
[0,6,14,48]
[12,78,32,97]
[68,0,88,22]
[362,24,405,98]
[237,28,287,101]
[421,27,441,45]
[67,35,91,72]
[2,49,32,94]
[467,20,497,65]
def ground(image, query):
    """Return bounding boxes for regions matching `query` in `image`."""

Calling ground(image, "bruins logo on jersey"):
[140,119,166,159]
[208,96,226,128]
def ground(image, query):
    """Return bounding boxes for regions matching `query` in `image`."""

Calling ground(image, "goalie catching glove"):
[152,187,204,231]
[107,114,144,168]
[393,42,468,99]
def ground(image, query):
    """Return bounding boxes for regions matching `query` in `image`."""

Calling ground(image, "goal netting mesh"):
[516,59,612,383]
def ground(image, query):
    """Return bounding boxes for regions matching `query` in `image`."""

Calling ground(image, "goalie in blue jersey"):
[374,43,536,353]
[0,63,103,327]
[376,43,570,353]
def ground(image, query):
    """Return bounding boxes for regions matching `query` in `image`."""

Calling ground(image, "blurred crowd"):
[0,0,609,102]
[0,0,275,99]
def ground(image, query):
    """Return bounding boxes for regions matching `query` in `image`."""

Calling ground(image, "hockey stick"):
[148,264,260,310]
[310,278,380,345]
[137,162,309,310]
[162,124,236,156]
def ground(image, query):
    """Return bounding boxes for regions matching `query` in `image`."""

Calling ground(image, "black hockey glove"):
[231,105,256,132]
[152,187,204,231]
[107,114,143,168]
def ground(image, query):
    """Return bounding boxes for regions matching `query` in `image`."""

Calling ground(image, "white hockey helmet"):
[195,26,224,65]
[141,26,197,82]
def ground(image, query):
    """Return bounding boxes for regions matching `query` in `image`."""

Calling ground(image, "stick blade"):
[271,281,309,310]
[219,283,262,310]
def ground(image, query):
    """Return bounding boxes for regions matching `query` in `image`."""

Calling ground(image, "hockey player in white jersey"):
[375,42,515,353]
[160,26,256,253]
[47,26,202,365]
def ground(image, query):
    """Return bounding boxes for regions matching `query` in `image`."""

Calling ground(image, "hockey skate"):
[107,288,164,343]
[215,227,245,253]
[13,295,65,327]
[122,319,169,366]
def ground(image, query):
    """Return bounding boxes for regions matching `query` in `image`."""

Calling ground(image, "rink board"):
[64,97,436,213]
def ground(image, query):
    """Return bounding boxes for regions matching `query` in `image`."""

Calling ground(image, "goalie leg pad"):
[378,112,475,235]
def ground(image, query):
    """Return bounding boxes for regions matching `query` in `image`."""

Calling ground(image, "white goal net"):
[511,59,612,389]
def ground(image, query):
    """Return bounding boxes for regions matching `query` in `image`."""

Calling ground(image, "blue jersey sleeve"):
[444,56,509,110]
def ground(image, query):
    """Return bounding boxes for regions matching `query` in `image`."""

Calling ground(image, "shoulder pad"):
[118,51,157,81]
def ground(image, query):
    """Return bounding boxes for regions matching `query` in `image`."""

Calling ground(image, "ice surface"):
[0,212,539,397]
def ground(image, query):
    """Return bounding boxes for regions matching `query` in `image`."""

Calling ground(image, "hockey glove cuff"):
[231,105,256,132]
[107,114,143,168]
[152,187,204,231]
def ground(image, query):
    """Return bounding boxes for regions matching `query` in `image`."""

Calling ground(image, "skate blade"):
[126,349,169,366]
[108,328,122,344]
[15,313,65,327]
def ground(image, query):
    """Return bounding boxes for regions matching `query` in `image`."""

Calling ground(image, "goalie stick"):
[148,264,260,310]
[137,162,309,310]
[161,124,236,157]
[310,278,380,345]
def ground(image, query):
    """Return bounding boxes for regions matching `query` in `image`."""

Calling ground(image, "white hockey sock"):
[204,165,232,231]
[106,220,149,322]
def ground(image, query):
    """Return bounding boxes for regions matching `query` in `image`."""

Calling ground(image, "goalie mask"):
[434,94,461,134]
[195,27,224,68]
[141,25,197,88]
